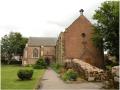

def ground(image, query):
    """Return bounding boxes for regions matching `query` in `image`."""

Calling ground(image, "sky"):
[0,0,107,38]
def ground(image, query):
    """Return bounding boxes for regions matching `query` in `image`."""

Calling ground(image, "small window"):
[33,48,38,58]
[81,33,86,38]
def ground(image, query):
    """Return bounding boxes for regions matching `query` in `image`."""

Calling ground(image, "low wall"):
[64,59,107,81]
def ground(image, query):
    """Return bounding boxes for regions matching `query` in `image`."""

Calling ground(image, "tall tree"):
[1,32,28,64]
[92,1,119,63]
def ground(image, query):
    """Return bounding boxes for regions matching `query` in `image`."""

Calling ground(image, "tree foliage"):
[92,1,119,61]
[1,32,28,64]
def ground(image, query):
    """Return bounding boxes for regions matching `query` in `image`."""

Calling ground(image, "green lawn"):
[1,65,45,90]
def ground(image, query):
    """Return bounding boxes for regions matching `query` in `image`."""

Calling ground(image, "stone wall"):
[64,59,107,81]
[22,46,40,65]
[56,32,64,64]
[22,45,56,65]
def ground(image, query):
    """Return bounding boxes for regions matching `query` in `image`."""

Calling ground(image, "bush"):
[62,69,78,81]
[33,58,47,69]
[106,65,112,70]
[17,69,33,80]
[54,63,62,69]
[51,63,63,73]
[9,60,22,65]
[1,60,22,65]
[25,64,34,67]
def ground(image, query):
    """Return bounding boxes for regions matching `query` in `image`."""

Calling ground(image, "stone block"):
[88,77,95,81]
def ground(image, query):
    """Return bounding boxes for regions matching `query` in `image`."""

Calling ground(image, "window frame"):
[32,48,39,58]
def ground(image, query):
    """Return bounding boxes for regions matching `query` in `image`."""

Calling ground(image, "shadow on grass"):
[15,78,35,81]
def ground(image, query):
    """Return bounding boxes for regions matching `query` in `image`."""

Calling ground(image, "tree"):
[1,32,28,64]
[92,1,119,63]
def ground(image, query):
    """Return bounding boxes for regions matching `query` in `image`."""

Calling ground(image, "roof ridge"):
[28,37,57,46]
[65,15,91,32]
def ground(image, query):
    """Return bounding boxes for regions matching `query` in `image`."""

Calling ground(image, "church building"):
[56,9,104,68]
[22,37,57,66]
[22,9,104,68]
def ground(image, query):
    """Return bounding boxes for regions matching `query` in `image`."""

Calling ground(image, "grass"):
[1,65,45,90]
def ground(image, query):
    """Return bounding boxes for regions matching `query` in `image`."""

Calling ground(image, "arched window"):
[81,33,86,38]
[33,48,38,58]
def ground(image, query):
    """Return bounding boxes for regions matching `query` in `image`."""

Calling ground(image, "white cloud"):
[0,0,106,38]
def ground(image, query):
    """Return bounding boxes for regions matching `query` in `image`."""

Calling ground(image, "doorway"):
[45,57,50,66]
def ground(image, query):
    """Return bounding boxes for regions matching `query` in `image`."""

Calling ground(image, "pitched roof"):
[28,37,57,46]
[65,15,92,32]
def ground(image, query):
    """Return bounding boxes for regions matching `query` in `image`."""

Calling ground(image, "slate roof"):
[28,37,57,46]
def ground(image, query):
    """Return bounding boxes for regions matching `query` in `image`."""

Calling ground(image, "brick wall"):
[64,15,104,68]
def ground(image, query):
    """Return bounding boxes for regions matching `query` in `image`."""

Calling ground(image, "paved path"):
[39,68,103,90]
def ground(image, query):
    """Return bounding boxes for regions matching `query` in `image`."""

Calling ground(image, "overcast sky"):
[0,0,107,38]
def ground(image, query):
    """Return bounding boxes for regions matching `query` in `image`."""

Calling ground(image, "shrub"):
[51,63,63,73]
[59,68,66,74]
[54,63,62,69]
[62,69,78,81]
[9,60,22,65]
[33,58,47,69]
[1,60,22,65]
[25,64,34,67]
[106,65,112,70]
[17,69,33,80]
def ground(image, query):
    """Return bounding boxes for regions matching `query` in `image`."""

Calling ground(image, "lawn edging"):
[33,69,46,90]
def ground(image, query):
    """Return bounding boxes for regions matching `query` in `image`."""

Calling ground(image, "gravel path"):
[39,68,103,90]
